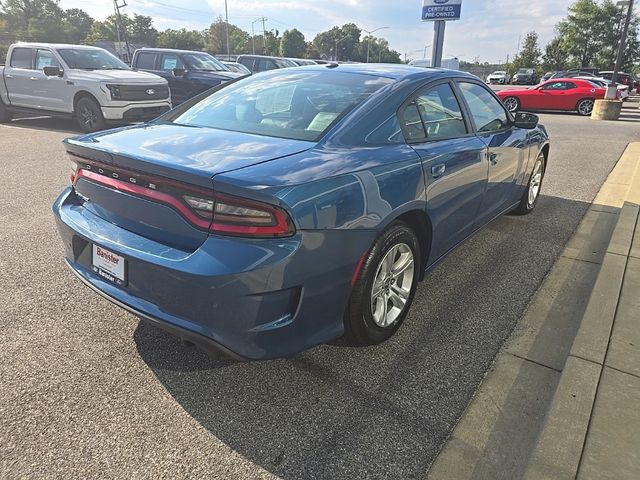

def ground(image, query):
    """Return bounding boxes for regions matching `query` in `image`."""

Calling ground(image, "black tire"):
[0,97,11,123]
[576,98,595,116]
[75,96,106,133]
[513,151,546,215]
[344,222,421,345]
[503,96,520,113]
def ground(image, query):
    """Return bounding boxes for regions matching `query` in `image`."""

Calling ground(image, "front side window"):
[57,48,129,70]
[10,48,32,69]
[35,50,60,70]
[183,53,226,72]
[166,70,392,141]
[160,54,184,71]
[257,59,276,72]
[238,57,254,69]
[457,82,509,133]
[542,81,568,91]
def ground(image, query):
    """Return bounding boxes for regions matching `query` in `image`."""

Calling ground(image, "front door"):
[456,81,528,225]
[401,81,489,263]
[32,48,68,111]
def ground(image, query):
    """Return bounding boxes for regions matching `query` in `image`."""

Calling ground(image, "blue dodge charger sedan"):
[53,64,550,360]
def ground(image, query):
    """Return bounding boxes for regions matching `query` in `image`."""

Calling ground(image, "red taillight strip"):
[76,169,212,230]
[210,193,293,236]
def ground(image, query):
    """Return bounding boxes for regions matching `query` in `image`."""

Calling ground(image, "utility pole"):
[113,0,131,63]
[262,17,267,54]
[224,0,230,59]
[251,17,267,55]
[362,26,389,63]
[607,0,635,99]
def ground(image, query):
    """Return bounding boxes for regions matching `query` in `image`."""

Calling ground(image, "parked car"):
[288,58,317,66]
[498,78,606,116]
[0,43,171,132]
[53,64,549,360]
[486,71,510,84]
[599,70,632,87]
[222,61,251,75]
[549,70,600,80]
[511,68,538,85]
[575,76,629,100]
[541,71,555,82]
[131,48,244,106]
[235,54,298,73]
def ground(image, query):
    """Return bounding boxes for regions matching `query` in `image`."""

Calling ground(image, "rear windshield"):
[167,70,393,141]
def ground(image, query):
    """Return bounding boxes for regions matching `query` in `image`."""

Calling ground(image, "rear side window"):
[257,58,276,72]
[136,52,157,70]
[10,48,32,69]
[160,53,184,71]
[238,57,253,69]
[457,82,509,133]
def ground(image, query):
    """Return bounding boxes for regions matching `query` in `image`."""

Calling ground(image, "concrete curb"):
[427,143,640,480]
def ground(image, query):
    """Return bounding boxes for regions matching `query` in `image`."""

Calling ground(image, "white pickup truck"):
[0,43,172,132]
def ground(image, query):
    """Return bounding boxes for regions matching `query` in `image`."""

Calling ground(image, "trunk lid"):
[65,123,313,251]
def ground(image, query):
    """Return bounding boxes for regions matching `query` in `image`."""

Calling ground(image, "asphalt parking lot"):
[1,101,639,479]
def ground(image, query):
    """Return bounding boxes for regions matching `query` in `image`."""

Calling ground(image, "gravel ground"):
[1,103,638,480]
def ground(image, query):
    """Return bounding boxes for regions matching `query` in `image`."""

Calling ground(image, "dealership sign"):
[422,0,462,21]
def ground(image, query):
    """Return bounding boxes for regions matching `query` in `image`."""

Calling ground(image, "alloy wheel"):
[528,158,544,206]
[578,99,594,116]
[504,97,519,113]
[370,243,415,328]
[81,105,97,130]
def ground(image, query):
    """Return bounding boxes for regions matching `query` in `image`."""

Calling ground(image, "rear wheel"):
[0,98,11,123]
[503,96,520,113]
[344,222,420,345]
[513,152,545,215]
[76,96,106,133]
[576,98,595,116]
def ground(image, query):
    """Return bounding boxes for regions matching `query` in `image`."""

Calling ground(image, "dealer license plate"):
[92,245,127,286]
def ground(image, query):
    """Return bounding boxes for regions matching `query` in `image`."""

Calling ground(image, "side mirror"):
[514,111,539,129]
[43,66,63,77]
[172,68,186,77]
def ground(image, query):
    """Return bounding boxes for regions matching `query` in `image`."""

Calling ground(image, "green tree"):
[64,8,93,43]
[550,0,640,70]
[542,37,571,71]
[157,28,204,50]
[1,0,71,42]
[279,28,305,57]
[205,17,249,55]
[313,23,362,61]
[85,14,130,43]
[130,14,157,46]
[510,31,541,73]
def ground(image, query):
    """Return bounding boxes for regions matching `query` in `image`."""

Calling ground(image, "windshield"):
[275,58,297,68]
[517,69,533,74]
[57,48,129,70]
[166,70,392,141]
[492,71,506,75]
[183,53,229,72]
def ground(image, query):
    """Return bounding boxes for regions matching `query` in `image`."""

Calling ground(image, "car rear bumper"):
[53,187,374,360]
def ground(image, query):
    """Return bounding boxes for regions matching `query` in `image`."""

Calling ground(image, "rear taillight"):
[68,153,295,238]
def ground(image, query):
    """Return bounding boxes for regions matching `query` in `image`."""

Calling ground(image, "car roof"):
[136,48,212,55]
[290,63,478,81]
[12,42,104,50]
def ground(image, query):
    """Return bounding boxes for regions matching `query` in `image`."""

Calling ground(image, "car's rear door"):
[456,81,530,225]
[402,80,489,262]
[4,47,36,107]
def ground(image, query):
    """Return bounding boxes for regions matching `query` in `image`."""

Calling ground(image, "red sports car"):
[497,78,607,116]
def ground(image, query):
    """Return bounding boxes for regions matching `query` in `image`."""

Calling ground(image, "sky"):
[57,0,574,63]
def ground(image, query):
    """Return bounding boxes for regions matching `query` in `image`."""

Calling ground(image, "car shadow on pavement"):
[133,194,601,480]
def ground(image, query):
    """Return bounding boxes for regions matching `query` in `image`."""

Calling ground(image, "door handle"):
[5,74,13,79]
[431,164,446,178]
[29,77,38,81]
[488,152,498,165]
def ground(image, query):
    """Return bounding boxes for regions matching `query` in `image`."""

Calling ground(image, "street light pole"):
[251,18,267,55]
[224,0,230,59]
[362,26,389,63]
[607,0,635,99]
